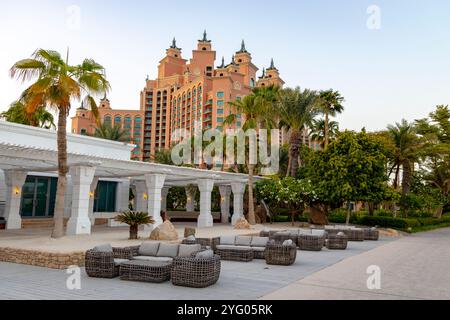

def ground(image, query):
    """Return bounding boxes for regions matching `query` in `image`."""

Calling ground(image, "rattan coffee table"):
[119,260,172,283]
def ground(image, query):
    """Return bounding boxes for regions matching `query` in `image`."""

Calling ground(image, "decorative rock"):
[234,217,251,229]
[149,220,179,240]
[379,228,400,237]
[309,206,329,225]
[184,227,196,238]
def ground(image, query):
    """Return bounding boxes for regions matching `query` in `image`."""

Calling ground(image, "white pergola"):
[0,121,261,235]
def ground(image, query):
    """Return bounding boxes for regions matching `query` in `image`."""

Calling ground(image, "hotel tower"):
[71,31,284,161]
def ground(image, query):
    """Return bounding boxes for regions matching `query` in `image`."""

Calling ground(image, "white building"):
[0,121,256,234]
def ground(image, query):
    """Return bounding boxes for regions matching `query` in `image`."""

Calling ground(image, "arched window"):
[104,115,112,126]
[114,115,122,126]
[250,78,255,87]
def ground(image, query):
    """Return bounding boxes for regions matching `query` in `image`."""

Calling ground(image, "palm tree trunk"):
[289,129,301,177]
[51,107,68,238]
[393,164,400,189]
[402,160,412,196]
[247,164,256,225]
[129,225,138,240]
[324,112,329,147]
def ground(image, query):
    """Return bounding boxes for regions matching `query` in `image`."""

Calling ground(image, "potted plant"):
[115,211,154,240]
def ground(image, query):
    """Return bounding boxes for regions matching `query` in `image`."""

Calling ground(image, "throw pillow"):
[156,243,179,258]
[93,244,113,253]
[195,249,214,259]
[178,244,202,257]
[138,242,160,256]
[282,239,293,246]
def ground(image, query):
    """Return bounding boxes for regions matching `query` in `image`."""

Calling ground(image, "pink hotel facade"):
[71,32,285,161]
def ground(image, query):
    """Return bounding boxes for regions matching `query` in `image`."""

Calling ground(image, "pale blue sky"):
[1,0,449,131]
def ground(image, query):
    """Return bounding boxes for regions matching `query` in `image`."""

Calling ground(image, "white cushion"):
[195,249,214,259]
[178,244,201,257]
[114,258,129,266]
[139,242,160,256]
[220,236,235,245]
[156,243,179,258]
[132,256,174,263]
[337,232,345,236]
[311,229,326,237]
[235,236,252,246]
[282,239,293,246]
[251,236,269,247]
[93,244,113,253]
[216,245,252,250]
[186,235,196,241]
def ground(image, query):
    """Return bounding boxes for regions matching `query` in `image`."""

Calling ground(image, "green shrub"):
[273,215,308,223]
[357,216,420,229]
[328,210,359,224]
[375,209,394,217]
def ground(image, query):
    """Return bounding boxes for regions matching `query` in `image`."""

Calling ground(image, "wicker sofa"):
[324,225,365,241]
[171,252,221,288]
[215,235,270,261]
[85,244,137,278]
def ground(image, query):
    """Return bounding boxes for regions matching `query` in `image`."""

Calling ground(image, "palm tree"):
[115,211,154,240]
[386,119,421,197]
[278,87,319,177]
[1,100,55,129]
[93,123,129,142]
[225,94,273,225]
[309,118,339,148]
[317,89,345,147]
[10,49,110,238]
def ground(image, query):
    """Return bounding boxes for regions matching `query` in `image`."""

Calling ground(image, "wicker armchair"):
[326,234,348,250]
[85,247,134,278]
[271,231,298,246]
[171,254,221,288]
[181,237,220,251]
[265,243,297,266]
[297,234,325,251]
[363,228,379,241]
[327,228,365,241]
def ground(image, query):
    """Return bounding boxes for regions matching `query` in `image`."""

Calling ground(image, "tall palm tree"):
[386,119,421,197]
[309,118,339,148]
[317,89,345,147]
[225,95,273,225]
[10,49,110,238]
[1,100,55,129]
[93,123,129,142]
[278,87,318,177]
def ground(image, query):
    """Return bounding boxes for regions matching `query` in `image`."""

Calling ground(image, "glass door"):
[20,176,57,218]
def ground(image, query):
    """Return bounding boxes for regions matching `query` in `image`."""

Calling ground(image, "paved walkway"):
[262,228,450,300]
[0,238,391,300]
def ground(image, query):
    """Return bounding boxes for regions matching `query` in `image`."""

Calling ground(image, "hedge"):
[357,216,421,229]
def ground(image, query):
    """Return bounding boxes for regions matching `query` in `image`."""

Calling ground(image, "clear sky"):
[1,0,449,131]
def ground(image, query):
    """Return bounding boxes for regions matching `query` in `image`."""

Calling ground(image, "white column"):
[161,187,170,212]
[66,166,96,235]
[231,182,246,225]
[219,185,231,224]
[144,174,166,231]
[88,177,99,225]
[197,179,214,228]
[116,179,131,212]
[3,171,27,229]
[134,181,147,212]
[185,186,196,212]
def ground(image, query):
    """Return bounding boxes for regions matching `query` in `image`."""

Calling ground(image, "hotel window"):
[250,78,255,88]
[217,92,224,98]
[236,96,241,101]
[236,121,241,127]
[80,128,87,135]
[217,109,224,114]
[217,117,223,123]
[104,115,112,126]
[114,116,122,126]
[217,100,224,107]
[198,86,202,93]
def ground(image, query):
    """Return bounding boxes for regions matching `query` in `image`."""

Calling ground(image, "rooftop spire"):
[259,68,266,79]
[237,39,248,53]
[268,58,277,70]
[199,29,210,42]
[218,56,225,68]
[170,37,180,49]
[231,54,236,65]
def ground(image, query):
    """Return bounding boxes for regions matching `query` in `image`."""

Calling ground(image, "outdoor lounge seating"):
[215,235,269,261]
[363,227,380,240]
[85,244,136,278]
[297,229,327,251]
[265,242,297,265]
[325,232,348,250]
[171,250,221,288]
[120,260,172,283]
[324,225,365,241]
[181,236,220,251]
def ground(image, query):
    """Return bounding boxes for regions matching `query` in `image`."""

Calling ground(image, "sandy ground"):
[0,222,302,253]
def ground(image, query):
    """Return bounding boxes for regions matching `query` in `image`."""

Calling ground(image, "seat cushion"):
[217,245,252,251]
[138,242,160,256]
[156,243,179,258]
[282,239,294,246]
[185,235,196,241]
[220,235,235,245]
[114,258,129,266]
[195,249,214,259]
[311,229,326,237]
[93,244,113,253]
[132,256,174,263]
[251,246,266,252]
[235,236,252,246]
[178,244,202,257]
[251,236,269,247]
[299,230,312,235]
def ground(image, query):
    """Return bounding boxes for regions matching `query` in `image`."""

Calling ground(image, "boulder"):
[149,221,179,241]
[184,227,196,238]
[234,217,251,229]
[379,228,400,237]
[308,206,329,225]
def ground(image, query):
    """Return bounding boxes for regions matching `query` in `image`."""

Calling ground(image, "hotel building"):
[71,31,284,161]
